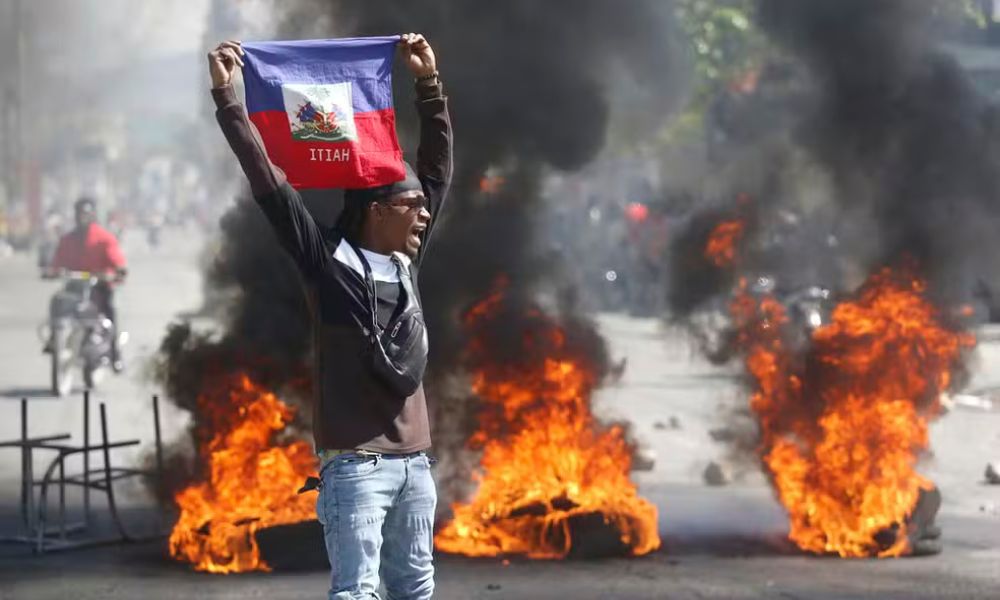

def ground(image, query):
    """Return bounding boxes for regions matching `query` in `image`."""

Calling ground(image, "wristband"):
[416,70,439,83]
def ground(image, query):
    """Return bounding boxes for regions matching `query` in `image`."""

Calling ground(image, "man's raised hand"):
[208,41,244,89]
[399,33,437,79]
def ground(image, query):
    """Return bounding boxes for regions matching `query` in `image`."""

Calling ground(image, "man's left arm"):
[400,33,453,262]
[415,78,452,225]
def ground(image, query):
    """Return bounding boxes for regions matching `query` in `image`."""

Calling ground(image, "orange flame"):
[479,175,507,194]
[435,286,660,558]
[168,374,317,573]
[732,270,973,557]
[705,220,745,268]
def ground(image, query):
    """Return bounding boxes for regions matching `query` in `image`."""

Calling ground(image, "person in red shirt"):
[48,197,128,371]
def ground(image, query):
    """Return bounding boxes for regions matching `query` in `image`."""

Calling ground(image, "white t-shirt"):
[331,239,412,283]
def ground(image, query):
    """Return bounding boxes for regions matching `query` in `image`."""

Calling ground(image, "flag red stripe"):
[249,108,405,190]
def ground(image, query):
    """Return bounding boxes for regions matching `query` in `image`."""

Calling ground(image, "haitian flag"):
[241,36,406,190]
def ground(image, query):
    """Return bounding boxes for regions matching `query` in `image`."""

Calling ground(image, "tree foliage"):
[929,0,991,33]
[674,0,768,102]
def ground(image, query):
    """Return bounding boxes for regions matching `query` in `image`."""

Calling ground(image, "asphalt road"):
[0,228,203,505]
[0,229,998,599]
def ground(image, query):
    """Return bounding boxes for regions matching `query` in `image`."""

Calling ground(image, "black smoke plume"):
[280,0,682,503]
[149,199,316,502]
[762,0,1000,303]
[671,0,1000,316]
[278,0,681,368]
[154,2,682,502]
[667,0,994,474]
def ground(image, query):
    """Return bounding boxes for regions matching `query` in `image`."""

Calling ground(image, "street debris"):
[985,461,1000,485]
[703,461,731,486]
[632,446,657,472]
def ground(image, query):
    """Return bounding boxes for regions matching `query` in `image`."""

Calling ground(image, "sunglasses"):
[384,195,429,212]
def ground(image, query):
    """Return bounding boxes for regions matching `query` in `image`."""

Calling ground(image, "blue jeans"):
[316,452,437,600]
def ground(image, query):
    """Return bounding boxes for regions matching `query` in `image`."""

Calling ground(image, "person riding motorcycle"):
[45,197,127,372]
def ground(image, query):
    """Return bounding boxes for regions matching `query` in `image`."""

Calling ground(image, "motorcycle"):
[783,284,833,350]
[39,272,127,396]
[689,275,833,363]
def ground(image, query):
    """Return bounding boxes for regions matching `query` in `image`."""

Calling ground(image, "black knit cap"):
[344,161,422,205]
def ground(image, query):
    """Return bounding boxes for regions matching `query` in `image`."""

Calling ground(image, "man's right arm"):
[209,41,328,277]
[212,85,287,197]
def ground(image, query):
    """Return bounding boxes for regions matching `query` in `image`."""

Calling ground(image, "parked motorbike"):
[39,272,127,396]
[783,284,833,351]
[689,274,833,363]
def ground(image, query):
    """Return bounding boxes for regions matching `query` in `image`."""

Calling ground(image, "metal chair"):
[0,397,71,546]
[0,391,165,553]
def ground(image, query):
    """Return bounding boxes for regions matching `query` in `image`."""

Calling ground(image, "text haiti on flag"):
[242,37,406,190]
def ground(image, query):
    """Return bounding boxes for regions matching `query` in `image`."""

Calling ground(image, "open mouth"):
[409,226,426,246]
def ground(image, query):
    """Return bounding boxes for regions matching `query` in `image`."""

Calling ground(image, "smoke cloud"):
[663,0,996,475]
[670,0,1000,314]
[277,0,682,369]
[154,1,684,500]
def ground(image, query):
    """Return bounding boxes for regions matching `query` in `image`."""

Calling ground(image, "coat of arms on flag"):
[241,36,406,190]
[282,82,358,143]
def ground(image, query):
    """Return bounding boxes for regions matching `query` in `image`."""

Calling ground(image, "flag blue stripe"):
[242,36,399,114]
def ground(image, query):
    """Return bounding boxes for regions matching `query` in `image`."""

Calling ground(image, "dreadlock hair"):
[334,195,372,243]
[336,162,423,242]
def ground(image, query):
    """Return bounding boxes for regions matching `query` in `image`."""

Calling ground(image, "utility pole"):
[0,2,15,233]
[16,0,28,236]
[1,0,26,243]
[12,0,40,242]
